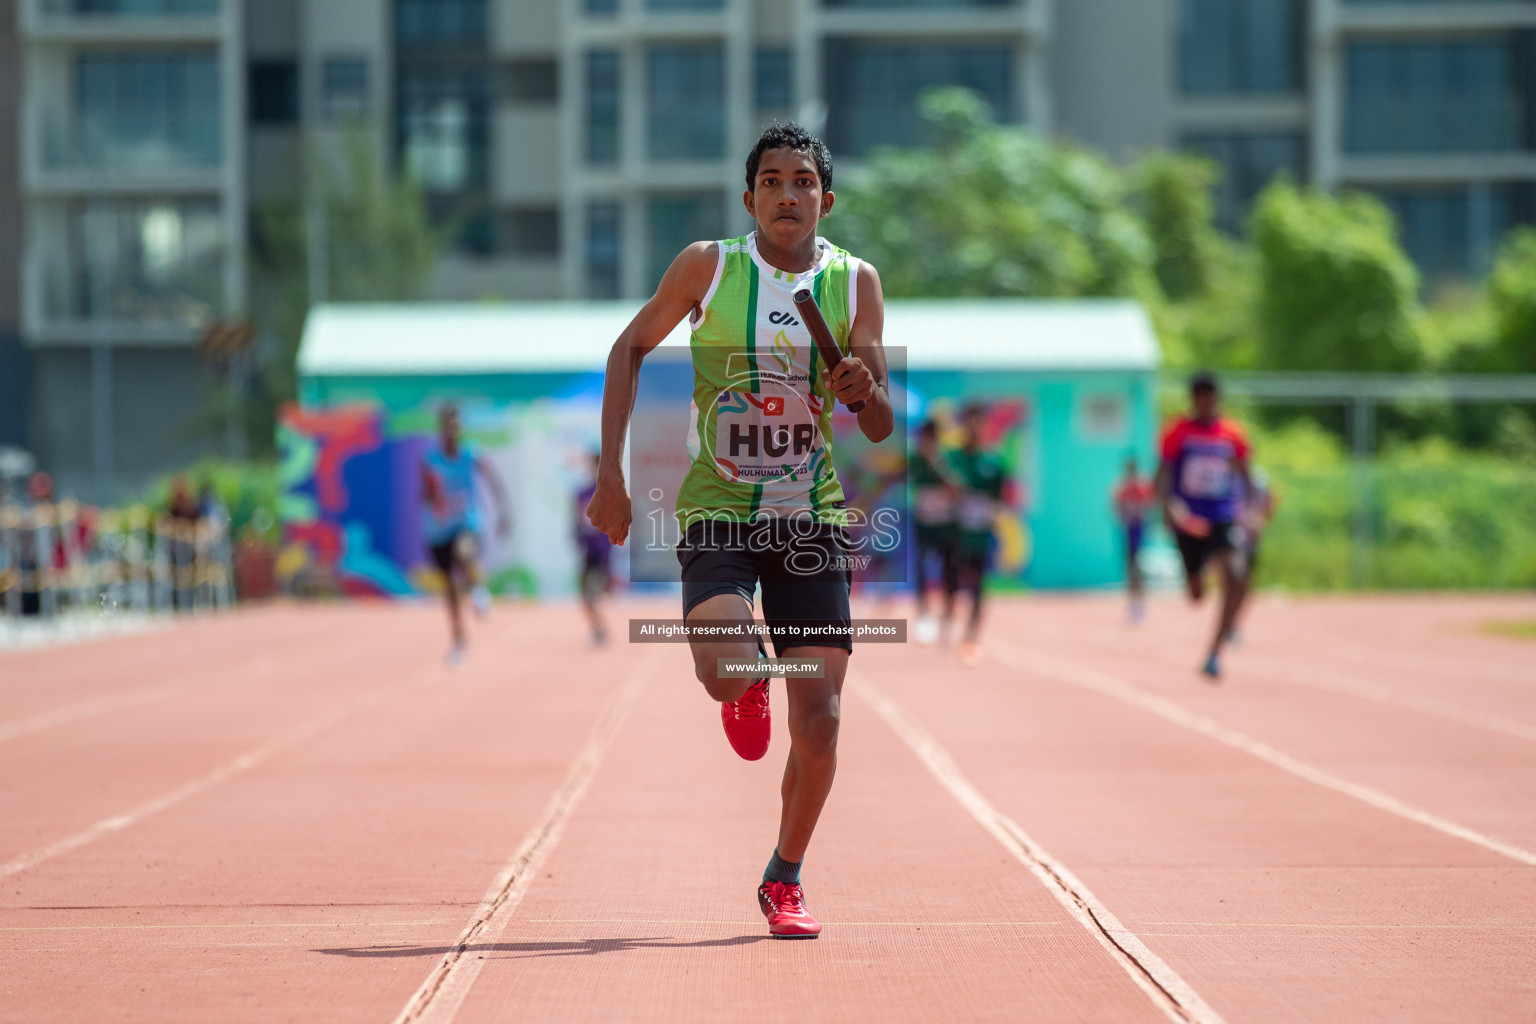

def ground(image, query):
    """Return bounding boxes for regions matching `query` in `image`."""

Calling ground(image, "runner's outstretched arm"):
[838,262,893,443]
[587,242,718,546]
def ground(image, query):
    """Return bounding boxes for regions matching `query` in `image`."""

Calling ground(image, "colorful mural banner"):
[277,395,611,599]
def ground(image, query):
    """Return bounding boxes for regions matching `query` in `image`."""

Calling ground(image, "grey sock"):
[763,849,801,886]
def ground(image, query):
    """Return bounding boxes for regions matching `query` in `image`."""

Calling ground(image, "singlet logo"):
[768,310,800,327]
[770,329,796,377]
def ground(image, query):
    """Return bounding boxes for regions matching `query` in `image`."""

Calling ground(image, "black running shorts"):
[1174,522,1236,580]
[676,518,853,657]
[428,528,472,576]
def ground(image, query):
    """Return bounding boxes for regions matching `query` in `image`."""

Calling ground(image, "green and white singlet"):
[677,232,861,528]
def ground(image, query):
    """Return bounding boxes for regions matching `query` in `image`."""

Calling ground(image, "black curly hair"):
[745,122,833,193]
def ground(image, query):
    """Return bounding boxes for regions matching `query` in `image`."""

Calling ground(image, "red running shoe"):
[758,881,821,939]
[721,677,770,761]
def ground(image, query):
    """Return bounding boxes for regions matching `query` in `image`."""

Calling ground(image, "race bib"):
[711,385,823,485]
[915,486,953,524]
[957,492,995,531]
[1179,454,1230,499]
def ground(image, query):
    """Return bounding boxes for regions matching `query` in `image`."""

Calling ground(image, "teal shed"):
[294,299,1158,594]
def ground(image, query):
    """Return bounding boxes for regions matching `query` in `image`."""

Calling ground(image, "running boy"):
[909,419,958,645]
[1155,373,1253,680]
[1111,455,1155,624]
[573,451,614,646]
[422,404,510,667]
[586,123,893,939]
[944,404,1004,666]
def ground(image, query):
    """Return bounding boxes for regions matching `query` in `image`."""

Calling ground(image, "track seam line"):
[0,684,186,744]
[854,674,1226,1024]
[995,643,1536,868]
[390,651,656,1024]
[0,682,414,881]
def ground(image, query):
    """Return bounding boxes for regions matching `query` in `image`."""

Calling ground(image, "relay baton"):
[791,287,865,413]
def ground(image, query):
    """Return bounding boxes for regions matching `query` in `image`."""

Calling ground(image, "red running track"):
[1,593,1534,1022]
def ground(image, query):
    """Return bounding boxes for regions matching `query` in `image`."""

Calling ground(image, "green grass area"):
[1482,620,1536,641]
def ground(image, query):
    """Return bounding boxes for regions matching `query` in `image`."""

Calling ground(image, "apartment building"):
[1058,0,1536,279]
[12,0,246,499]
[7,0,1533,496]
[1,1,24,453]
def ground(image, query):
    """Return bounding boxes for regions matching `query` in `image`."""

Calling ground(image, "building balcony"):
[815,0,1037,37]
[20,0,226,41]
[23,108,225,192]
[24,257,222,345]
[21,197,228,344]
[1335,1,1536,34]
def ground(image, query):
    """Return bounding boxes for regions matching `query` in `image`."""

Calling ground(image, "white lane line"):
[0,685,184,744]
[1242,653,1536,744]
[0,689,397,881]
[391,651,655,1024]
[994,643,1536,868]
[855,674,1227,1024]
[1085,627,1536,745]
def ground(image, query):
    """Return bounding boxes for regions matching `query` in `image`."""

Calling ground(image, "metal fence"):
[1160,372,1536,589]
[0,501,234,620]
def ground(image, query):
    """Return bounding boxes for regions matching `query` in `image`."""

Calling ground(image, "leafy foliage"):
[1131,152,1221,301]
[1248,422,1536,590]
[1488,226,1536,374]
[829,89,1156,300]
[1250,182,1425,373]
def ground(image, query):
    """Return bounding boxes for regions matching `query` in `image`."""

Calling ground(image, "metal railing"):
[39,115,223,177]
[0,501,234,620]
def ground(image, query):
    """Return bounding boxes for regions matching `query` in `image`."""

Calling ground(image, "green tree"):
[1132,151,1222,301]
[1250,181,1424,372]
[1488,226,1536,374]
[245,130,442,453]
[830,88,1155,299]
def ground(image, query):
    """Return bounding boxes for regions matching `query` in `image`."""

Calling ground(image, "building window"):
[395,0,487,45]
[587,202,622,299]
[648,45,726,160]
[397,67,490,191]
[756,49,792,111]
[323,58,371,121]
[503,59,558,104]
[1345,37,1525,154]
[503,207,561,257]
[823,40,1013,157]
[249,61,298,126]
[74,52,221,170]
[648,195,724,291]
[49,200,224,324]
[1179,0,1302,94]
[1181,132,1305,233]
[585,0,617,14]
[1370,183,1523,281]
[586,51,621,166]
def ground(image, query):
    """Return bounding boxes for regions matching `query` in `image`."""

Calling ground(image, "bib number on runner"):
[1179,454,1230,499]
[711,386,822,485]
